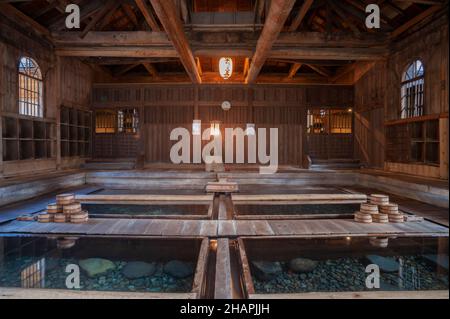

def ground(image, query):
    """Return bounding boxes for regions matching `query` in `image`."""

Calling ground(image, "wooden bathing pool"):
[237,236,449,299]
[232,193,367,220]
[0,235,209,298]
[75,194,215,219]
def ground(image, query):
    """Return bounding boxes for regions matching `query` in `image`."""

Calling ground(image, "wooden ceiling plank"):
[289,0,314,31]
[246,0,296,84]
[150,0,201,83]
[135,0,160,31]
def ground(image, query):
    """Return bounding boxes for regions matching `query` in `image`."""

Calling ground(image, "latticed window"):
[401,60,424,119]
[118,108,139,133]
[18,57,43,117]
[307,108,352,134]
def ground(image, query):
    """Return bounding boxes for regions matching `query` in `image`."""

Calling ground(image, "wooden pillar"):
[136,87,145,169]
[194,85,199,119]
[55,56,62,170]
[439,116,448,179]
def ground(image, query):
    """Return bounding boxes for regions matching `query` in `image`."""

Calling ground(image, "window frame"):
[17,56,44,118]
[400,59,425,119]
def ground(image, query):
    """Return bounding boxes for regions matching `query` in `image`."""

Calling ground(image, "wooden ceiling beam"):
[52,31,171,46]
[269,47,387,60]
[289,0,314,31]
[80,1,119,38]
[113,63,140,77]
[246,0,296,84]
[55,46,178,57]
[287,63,302,79]
[391,5,442,38]
[122,3,139,29]
[135,0,160,31]
[149,0,201,83]
[0,3,51,38]
[49,0,104,30]
[142,62,159,78]
[305,64,332,77]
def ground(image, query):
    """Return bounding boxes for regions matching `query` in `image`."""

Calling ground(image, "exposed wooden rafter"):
[287,63,302,79]
[149,0,201,83]
[289,0,314,31]
[246,0,296,84]
[135,0,160,31]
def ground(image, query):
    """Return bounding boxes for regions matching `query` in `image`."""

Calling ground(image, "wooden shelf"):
[2,115,56,162]
[60,106,91,158]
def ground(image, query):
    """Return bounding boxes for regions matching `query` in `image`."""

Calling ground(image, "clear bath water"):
[0,236,200,293]
[82,204,210,216]
[235,203,360,216]
[245,237,449,293]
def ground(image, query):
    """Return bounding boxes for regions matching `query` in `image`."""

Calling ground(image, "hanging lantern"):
[219,57,233,80]
[210,121,221,136]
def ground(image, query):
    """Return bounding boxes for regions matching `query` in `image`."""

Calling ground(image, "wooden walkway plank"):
[218,220,236,236]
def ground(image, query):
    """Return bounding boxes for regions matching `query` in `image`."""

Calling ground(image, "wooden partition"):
[92,84,354,166]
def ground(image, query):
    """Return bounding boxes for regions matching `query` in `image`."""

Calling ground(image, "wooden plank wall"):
[0,15,93,176]
[92,84,354,166]
[353,15,448,179]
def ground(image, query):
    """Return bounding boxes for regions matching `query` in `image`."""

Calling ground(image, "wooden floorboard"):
[0,218,447,238]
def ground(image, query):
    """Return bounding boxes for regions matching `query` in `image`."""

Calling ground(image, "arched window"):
[401,60,424,119]
[18,57,43,117]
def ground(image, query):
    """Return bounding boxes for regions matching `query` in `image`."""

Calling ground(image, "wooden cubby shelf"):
[60,106,92,158]
[1,115,56,162]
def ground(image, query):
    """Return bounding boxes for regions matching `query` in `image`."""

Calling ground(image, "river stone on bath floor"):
[164,260,194,279]
[288,258,317,273]
[366,255,399,272]
[79,258,115,277]
[252,261,283,281]
[122,261,156,279]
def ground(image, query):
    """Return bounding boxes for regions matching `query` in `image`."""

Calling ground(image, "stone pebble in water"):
[251,261,283,281]
[366,255,399,272]
[122,261,156,279]
[288,258,318,273]
[163,260,194,279]
[79,258,116,277]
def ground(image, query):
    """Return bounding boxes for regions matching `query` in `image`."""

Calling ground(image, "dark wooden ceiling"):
[1,0,447,84]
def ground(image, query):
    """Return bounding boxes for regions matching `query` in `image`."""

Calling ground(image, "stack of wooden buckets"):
[354,194,404,224]
[38,193,89,224]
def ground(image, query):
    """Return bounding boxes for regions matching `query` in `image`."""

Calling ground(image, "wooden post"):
[55,56,62,170]
[245,0,296,84]
[439,117,448,179]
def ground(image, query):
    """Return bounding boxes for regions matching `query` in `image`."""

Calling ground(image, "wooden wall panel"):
[0,16,93,176]
[353,16,448,179]
[92,84,353,166]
